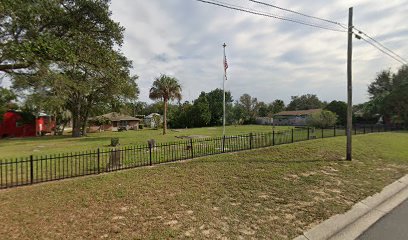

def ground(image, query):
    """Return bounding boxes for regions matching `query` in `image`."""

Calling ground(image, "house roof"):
[145,113,161,118]
[92,112,141,122]
[274,109,321,116]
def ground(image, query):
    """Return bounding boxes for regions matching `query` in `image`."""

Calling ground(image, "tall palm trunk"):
[163,99,167,135]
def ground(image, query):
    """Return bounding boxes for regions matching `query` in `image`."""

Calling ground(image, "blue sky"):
[108,0,407,105]
[1,0,407,105]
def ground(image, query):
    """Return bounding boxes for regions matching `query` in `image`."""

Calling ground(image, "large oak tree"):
[2,0,138,137]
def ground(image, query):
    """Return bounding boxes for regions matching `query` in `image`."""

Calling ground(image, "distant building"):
[0,110,55,138]
[273,109,322,126]
[144,113,162,128]
[255,117,274,125]
[88,112,141,132]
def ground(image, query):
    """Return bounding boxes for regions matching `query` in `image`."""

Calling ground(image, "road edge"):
[294,174,408,240]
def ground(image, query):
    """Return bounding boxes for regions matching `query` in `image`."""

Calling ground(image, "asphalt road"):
[357,199,408,240]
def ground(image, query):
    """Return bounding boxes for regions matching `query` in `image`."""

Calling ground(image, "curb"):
[294,174,408,240]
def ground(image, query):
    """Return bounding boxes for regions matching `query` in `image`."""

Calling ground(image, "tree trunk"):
[72,114,82,137]
[53,113,58,136]
[71,101,82,137]
[163,99,167,135]
[60,122,66,136]
[81,108,90,136]
[81,118,87,136]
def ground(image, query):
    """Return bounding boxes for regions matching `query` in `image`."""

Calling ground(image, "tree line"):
[135,87,346,130]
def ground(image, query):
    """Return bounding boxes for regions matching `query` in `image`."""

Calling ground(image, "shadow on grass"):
[76,136,113,143]
[0,135,72,142]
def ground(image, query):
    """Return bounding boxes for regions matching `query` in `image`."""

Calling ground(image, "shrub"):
[307,110,338,128]
[110,138,120,147]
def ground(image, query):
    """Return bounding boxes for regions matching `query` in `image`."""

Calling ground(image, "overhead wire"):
[195,0,347,33]
[195,0,407,65]
[249,0,348,29]
[357,34,407,65]
[354,27,408,64]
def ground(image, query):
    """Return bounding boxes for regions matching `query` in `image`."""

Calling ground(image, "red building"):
[0,111,55,138]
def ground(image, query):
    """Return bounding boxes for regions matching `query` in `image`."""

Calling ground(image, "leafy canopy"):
[149,74,182,102]
[287,94,324,111]
[366,65,408,127]
[306,110,337,128]
[0,0,123,73]
[3,0,139,137]
[325,101,347,126]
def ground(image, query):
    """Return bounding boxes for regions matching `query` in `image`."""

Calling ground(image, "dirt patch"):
[300,171,317,177]
[284,174,300,180]
[164,220,178,226]
[175,135,210,139]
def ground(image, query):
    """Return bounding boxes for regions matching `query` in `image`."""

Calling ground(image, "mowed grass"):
[0,125,290,159]
[0,132,407,239]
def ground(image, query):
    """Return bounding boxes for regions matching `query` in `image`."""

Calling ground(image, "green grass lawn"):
[0,132,407,239]
[0,125,291,159]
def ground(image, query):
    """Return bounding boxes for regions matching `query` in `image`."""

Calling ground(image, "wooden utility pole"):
[346,7,353,161]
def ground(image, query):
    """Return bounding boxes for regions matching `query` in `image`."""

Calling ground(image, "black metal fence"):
[0,125,398,189]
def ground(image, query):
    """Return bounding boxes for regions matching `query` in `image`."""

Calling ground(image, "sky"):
[2,0,407,105]
[107,0,408,105]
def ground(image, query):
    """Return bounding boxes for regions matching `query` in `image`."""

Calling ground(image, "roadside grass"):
[0,125,291,159]
[0,132,407,239]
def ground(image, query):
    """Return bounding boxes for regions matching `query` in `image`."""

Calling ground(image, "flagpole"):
[222,43,227,137]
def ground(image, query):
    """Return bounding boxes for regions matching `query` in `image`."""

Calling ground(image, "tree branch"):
[0,62,32,72]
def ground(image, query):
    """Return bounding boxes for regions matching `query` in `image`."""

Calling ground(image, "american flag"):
[224,56,228,72]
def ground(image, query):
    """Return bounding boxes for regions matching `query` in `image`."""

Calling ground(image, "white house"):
[144,113,163,128]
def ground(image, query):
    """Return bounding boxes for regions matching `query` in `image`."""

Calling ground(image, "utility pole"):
[346,7,353,161]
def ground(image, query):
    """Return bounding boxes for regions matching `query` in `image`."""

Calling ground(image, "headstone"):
[107,148,121,170]
[147,139,156,149]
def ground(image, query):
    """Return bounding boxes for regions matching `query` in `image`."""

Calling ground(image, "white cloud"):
[108,0,407,104]
[3,0,406,106]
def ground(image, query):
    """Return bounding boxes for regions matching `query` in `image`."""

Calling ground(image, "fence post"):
[30,155,34,184]
[272,130,275,146]
[364,126,366,134]
[321,128,324,138]
[249,133,253,150]
[334,126,336,137]
[97,148,100,174]
[307,127,310,140]
[190,138,194,158]
[222,135,226,153]
[149,145,152,166]
[291,129,294,143]
[354,126,357,135]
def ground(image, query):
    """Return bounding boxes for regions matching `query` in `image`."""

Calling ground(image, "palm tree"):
[149,74,182,134]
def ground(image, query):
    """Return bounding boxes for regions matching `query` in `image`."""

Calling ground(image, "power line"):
[194,0,347,33]
[195,0,407,65]
[354,27,408,64]
[357,34,407,65]
[249,0,347,29]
